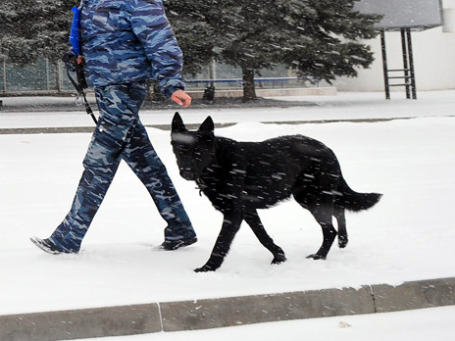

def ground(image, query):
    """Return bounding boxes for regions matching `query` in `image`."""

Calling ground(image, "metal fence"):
[1,58,75,93]
[1,58,305,94]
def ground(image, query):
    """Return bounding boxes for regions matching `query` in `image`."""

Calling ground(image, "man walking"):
[31,0,197,253]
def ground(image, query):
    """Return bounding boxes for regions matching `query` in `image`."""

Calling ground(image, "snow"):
[1,91,455,337]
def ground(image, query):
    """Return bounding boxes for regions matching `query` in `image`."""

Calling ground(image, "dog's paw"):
[338,237,348,248]
[306,254,326,260]
[194,264,216,273]
[271,253,287,264]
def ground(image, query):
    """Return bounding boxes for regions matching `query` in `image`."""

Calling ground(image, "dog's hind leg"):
[306,207,338,260]
[194,212,243,272]
[334,207,348,248]
[294,188,338,260]
[244,209,286,264]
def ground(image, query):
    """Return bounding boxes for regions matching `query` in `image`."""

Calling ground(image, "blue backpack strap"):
[69,6,82,55]
[65,5,97,124]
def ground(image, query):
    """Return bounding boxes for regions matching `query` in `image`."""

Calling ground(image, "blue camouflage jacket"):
[79,0,185,97]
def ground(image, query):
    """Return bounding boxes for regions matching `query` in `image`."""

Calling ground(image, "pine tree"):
[275,0,380,85]
[167,0,278,100]
[1,0,380,98]
[0,0,38,64]
[166,1,217,76]
[34,0,78,62]
[0,0,76,64]
[167,0,380,101]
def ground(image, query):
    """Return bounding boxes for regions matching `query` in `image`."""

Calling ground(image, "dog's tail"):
[335,177,382,212]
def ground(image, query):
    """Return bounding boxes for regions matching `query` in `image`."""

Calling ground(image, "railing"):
[186,77,304,90]
[0,58,311,94]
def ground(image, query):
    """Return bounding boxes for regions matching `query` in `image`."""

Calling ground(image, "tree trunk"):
[241,65,257,101]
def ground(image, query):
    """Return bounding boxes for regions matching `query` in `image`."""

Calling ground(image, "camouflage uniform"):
[47,0,195,253]
[79,0,185,96]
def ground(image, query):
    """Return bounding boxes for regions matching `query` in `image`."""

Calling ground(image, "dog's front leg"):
[195,212,243,272]
[244,210,286,264]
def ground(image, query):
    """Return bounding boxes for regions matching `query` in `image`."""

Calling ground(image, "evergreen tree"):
[35,0,78,62]
[166,1,217,76]
[0,0,76,64]
[1,0,379,98]
[1,0,38,64]
[275,0,380,85]
[167,0,380,101]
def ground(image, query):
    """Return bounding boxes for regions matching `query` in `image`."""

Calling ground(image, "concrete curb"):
[0,116,433,135]
[1,277,454,340]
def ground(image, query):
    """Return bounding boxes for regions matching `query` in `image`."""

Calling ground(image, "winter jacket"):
[79,0,185,97]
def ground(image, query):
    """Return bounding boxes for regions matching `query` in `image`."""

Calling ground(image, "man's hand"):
[171,89,192,107]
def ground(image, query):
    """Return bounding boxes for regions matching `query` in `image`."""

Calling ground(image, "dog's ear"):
[172,112,187,133]
[199,116,214,135]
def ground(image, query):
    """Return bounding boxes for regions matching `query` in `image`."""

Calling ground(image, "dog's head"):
[171,112,216,181]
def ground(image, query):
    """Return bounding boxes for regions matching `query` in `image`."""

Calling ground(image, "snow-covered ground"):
[1,91,454,338]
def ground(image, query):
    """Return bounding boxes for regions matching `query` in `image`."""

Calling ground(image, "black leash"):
[64,57,98,125]
[66,5,97,124]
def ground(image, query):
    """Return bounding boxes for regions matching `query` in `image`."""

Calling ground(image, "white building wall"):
[330,0,455,92]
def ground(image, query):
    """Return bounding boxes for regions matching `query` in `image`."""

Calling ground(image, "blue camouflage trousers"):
[49,82,195,252]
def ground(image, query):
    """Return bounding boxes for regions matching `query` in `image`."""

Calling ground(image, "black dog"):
[171,112,381,272]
